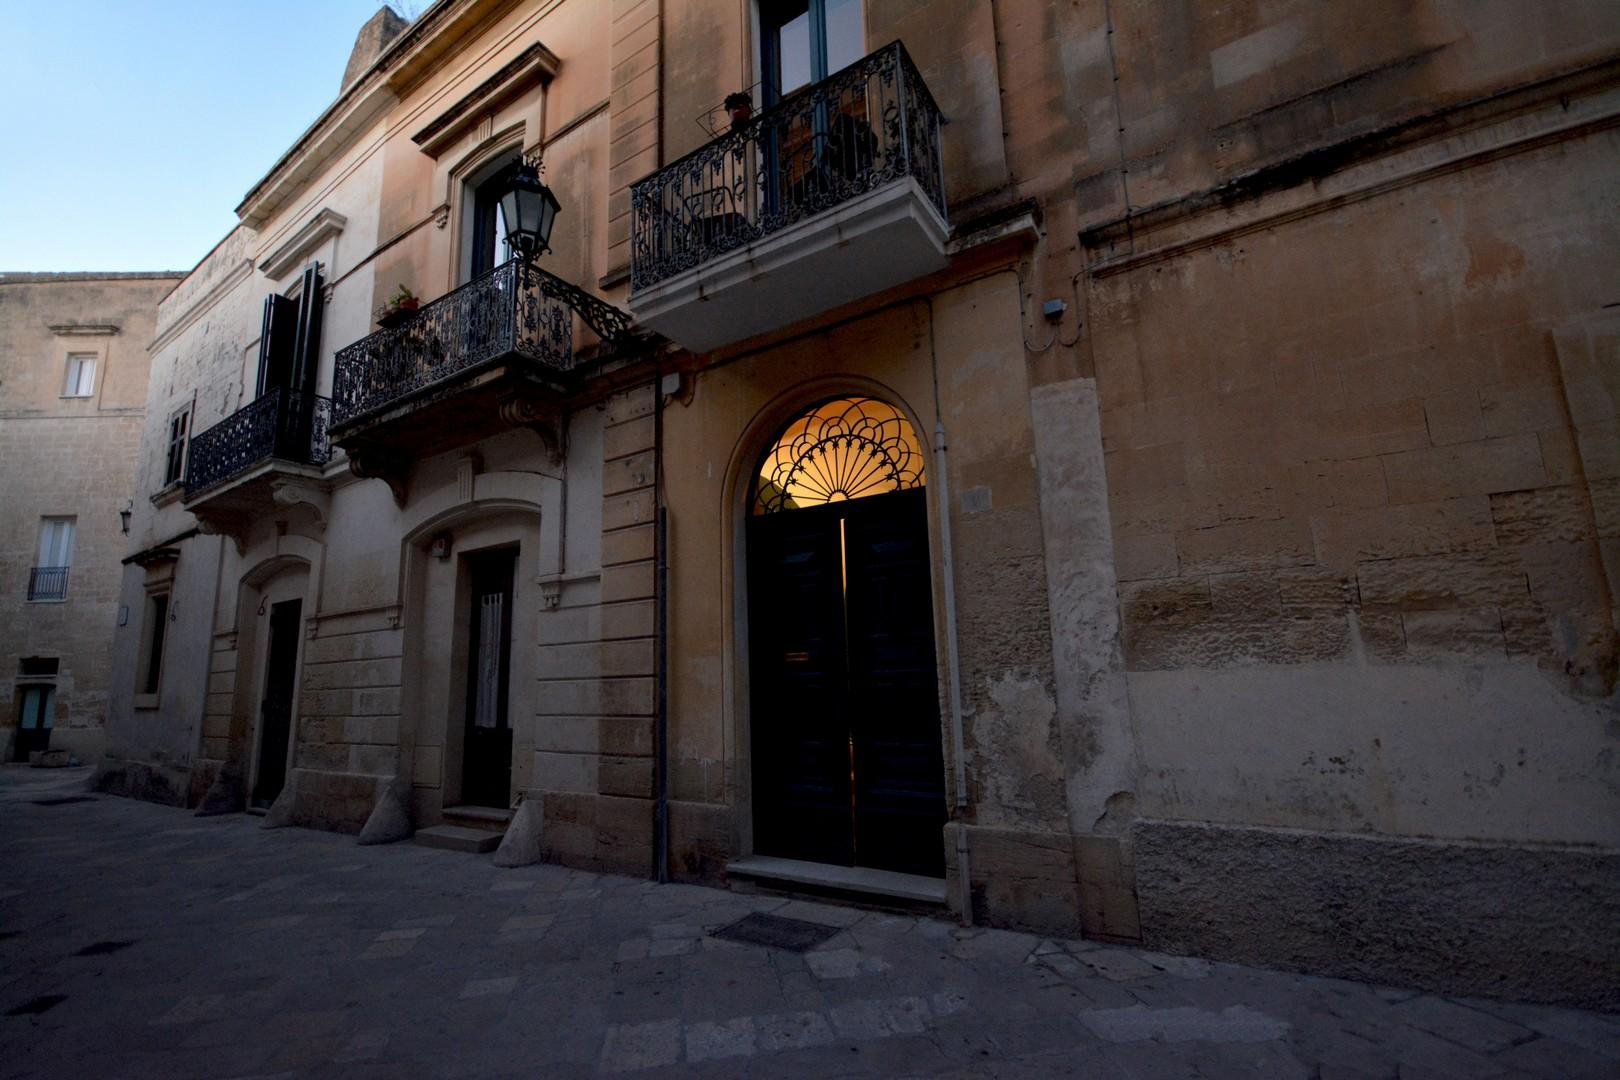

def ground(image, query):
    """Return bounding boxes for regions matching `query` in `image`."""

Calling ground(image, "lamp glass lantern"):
[119,502,132,535]
[499,160,561,261]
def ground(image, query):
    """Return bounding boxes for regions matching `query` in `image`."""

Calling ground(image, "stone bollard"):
[493,795,544,868]
[358,776,413,845]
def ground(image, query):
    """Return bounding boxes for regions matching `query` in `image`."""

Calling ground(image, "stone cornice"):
[47,323,120,336]
[257,209,348,281]
[411,41,560,157]
[235,0,527,229]
[149,258,255,356]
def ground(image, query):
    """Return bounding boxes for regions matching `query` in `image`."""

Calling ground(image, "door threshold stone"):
[727,855,947,905]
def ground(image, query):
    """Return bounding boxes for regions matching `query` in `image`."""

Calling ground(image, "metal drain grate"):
[32,796,95,807]
[6,995,66,1017]
[75,940,135,957]
[709,912,841,953]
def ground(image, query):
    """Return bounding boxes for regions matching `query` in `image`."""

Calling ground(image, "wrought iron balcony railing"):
[27,566,69,602]
[183,387,332,498]
[629,41,945,294]
[330,257,635,428]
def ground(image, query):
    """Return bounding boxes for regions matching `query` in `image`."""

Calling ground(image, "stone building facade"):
[101,0,1618,1008]
[0,271,183,764]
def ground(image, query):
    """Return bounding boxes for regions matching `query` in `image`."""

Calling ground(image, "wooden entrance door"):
[13,686,53,762]
[462,550,516,808]
[748,487,946,877]
[252,598,301,807]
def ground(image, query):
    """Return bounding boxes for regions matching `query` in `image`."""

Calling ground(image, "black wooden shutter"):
[256,294,299,398]
[292,264,325,396]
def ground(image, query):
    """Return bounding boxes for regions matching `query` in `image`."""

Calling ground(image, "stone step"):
[441,805,514,833]
[413,825,501,854]
[726,855,947,905]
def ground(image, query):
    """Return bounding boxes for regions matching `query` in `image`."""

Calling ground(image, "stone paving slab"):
[2,765,1618,1079]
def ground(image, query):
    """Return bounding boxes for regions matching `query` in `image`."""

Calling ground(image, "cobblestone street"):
[2,766,1616,1079]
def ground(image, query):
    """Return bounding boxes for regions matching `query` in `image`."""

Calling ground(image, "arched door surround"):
[744,396,947,878]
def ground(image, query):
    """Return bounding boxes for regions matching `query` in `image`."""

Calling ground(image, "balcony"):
[628,41,949,353]
[27,567,69,602]
[181,388,332,539]
[329,258,632,494]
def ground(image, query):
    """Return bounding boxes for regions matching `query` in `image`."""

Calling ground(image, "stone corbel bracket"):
[498,391,566,467]
[346,442,409,507]
[270,476,333,531]
[194,511,250,557]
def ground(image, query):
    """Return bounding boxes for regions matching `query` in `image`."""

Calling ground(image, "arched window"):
[752,396,925,514]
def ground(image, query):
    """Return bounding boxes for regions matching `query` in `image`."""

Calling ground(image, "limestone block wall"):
[534,384,659,875]
[1081,89,1620,1007]
[0,273,181,763]
[298,608,404,782]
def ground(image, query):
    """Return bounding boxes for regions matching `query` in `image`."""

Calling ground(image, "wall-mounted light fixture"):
[430,534,452,561]
[500,157,561,261]
[119,500,133,535]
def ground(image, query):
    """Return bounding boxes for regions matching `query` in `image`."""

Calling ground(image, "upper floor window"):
[462,151,521,281]
[163,406,190,487]
[63,353,97,398]
[761,0,864,102]
[29,518,74,601]
[137,591,170,697]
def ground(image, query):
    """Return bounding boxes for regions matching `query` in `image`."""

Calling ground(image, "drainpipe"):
[654,362,670,884]
[934,418,973,926]
[925,295,973,926]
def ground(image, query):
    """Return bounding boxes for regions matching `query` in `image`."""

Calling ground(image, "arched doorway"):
[746,396,946,878]
[241,563,311,810]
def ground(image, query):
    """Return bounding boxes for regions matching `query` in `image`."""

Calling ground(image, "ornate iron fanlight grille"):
[753,397,925,515]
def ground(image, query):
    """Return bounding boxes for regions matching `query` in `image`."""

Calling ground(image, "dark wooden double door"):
[748,488,946,878]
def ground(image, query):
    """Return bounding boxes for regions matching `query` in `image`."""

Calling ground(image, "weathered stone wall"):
[1135,819,1620,1011]
[1059,1,1620,1004]
[1093,125,1620,844]
[0,273,181,763]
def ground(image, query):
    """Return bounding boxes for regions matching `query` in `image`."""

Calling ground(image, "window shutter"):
[292,265,325,396]
[257,294,299,397]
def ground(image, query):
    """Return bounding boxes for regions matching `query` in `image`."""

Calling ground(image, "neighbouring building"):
[0,271,184,764]
[101,0,1619,1009]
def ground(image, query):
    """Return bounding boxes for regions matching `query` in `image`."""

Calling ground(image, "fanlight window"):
[753,397,925,514]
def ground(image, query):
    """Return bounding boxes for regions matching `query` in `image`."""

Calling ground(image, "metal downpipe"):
[934,417,973,927]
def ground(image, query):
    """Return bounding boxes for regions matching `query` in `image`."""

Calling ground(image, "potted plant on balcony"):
[724,91,753,129]
[375,284,420,328]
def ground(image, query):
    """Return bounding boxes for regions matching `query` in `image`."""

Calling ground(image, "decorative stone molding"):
[456,453,483,504]
[498,392,564,466]
[411,42,561,158]
[47,323,119,336]
[269,476,333,530]
[346,442,409,507]
[258,208,347,280]
[194,512,249,556]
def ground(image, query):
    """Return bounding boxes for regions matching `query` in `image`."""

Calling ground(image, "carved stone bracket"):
[270,477,333,530]
[346,442,409,507]
[194,511,249,556]
[498,392,566,466]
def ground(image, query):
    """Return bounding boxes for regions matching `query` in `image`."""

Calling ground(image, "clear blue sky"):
[0,1,414,273]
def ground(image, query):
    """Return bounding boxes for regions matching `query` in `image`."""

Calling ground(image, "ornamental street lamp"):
[500,157,561,261]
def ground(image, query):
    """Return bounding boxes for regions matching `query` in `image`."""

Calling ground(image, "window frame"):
[36,517,75,569]
[135,590,171,704]
[163,405,191,488]
[458,146,523,284]
[62,352,98,398]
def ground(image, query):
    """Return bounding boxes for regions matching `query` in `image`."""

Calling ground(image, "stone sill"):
[727,855,946,905]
